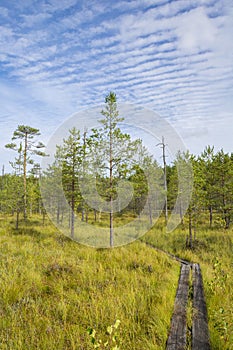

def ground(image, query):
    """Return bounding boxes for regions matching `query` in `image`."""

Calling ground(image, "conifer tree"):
[57,127,83,238]
[96,92,135,246]
[5,125,46,219]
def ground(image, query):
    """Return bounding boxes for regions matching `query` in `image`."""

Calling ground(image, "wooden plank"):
[166,264,190,350]
[192,263,211,350]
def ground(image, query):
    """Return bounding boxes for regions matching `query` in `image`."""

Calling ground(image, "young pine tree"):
[5,125,46,220]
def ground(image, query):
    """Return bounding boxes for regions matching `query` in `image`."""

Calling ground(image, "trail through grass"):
[142,218,233,350]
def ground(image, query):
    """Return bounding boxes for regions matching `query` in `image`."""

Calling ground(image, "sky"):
[0,0,233,171]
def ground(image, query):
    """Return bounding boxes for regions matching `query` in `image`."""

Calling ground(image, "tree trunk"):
[148,198,153,226]
[162,137,168,225]
[193,206,197,242]
[16,209,20,230]
[209,205,213,228]
[224,209,230,229]
[82,131,87,223]
[188,209,192,249]
[222,195,230,229]
[81,205,85,222]
[71,178,75,239]
[56,204,60,224]
[180,202,184,226]
[42,210,46,225]
[85,210,89,223]
[109,117,113,248]
[110,206,113,247]
[23,132,28,220]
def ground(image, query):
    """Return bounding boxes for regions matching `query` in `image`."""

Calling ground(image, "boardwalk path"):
[141,241,211,350]
[192,263,211,350]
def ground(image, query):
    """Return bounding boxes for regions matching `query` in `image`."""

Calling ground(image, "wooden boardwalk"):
[166,262,211,350]
[192,263,211,350]
[141,241,211,349]
[166,264,190,350]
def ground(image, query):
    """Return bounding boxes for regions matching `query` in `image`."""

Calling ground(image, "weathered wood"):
[143,241,211,349]
[166,264,190,350]
[192,263,211,350]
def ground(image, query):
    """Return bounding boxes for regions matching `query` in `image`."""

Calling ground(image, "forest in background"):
[1,93,232,246]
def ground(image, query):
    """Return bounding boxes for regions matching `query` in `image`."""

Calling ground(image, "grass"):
[48,211,158,248]
[142,216,233,350]
[0,215,180,350]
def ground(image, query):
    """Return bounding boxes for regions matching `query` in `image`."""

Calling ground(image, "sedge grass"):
[0,215,179,350]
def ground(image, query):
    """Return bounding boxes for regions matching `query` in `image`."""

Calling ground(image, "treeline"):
[167,147,233,247]
[0,93,232,247]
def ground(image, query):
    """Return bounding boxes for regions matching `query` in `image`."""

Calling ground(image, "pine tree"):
[199,146,216,227]
[58,127,83,238]
[96,92,135,247]
[5,125,46,219]
[213,150,233,229]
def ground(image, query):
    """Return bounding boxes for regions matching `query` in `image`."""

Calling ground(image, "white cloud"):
[0,0,232,163]
[42,0,78,12]
[20,13,52,27]
[0,6,8,17]
[175,7,218,53]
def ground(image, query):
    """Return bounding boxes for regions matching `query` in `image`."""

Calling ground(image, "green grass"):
[0,215,180,350]
[142,218,233,350]
[48,211,157,248]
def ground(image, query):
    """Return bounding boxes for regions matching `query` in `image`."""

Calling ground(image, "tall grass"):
[0,215,179,349]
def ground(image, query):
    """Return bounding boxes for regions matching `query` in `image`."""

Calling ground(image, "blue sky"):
[0,0,233,171]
